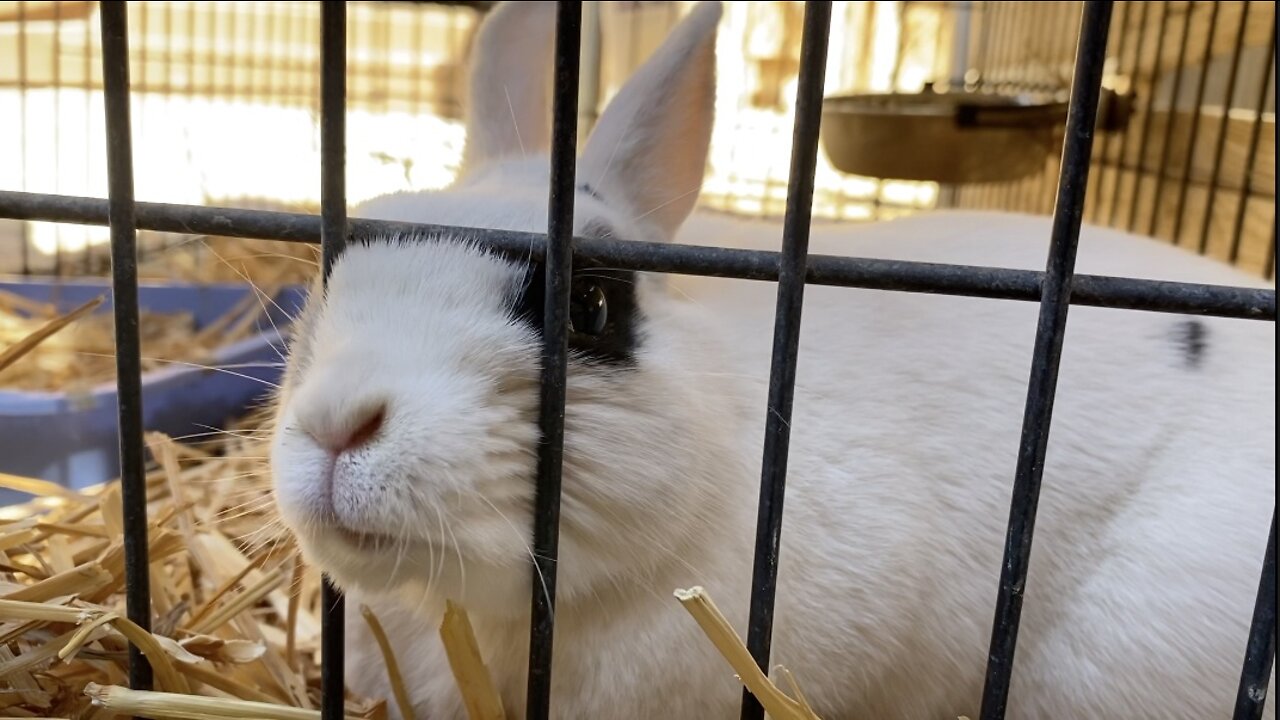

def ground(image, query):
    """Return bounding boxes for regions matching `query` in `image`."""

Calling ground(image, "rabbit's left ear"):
[578,2,722,241]
[460,1,558,176]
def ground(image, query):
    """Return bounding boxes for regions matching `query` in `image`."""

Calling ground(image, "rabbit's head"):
[270,1,741,616]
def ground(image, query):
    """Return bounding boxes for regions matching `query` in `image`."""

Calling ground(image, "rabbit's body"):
[270,3,1275,718]
[337,208,1274,720]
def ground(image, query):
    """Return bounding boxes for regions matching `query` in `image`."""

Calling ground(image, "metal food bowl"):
[820,90,1069,184]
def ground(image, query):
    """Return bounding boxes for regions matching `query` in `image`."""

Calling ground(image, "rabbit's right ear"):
[578,1,722,241]
[460,1,558,176]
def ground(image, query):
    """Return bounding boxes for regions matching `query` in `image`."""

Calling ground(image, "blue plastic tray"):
[0,277,308,504]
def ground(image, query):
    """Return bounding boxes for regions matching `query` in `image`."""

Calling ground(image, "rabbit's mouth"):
[329,525,394,550]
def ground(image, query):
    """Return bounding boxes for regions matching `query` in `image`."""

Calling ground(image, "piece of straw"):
[0,295,105,373]
[84,682,367,720]
[439,599,507,720]
[360,604,415,720]
[674,586,822,720]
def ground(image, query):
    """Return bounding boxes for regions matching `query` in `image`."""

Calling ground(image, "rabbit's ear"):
[460,1,558,175]
[579,1,722,240]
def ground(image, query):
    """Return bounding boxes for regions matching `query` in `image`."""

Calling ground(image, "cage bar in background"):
[739,2,832,720]
[1168,1,1220,245]
[526,3,584,719]
[98,0,153,693]
[954,1,1276,280]
[318,3,348,720]
[980,2,1114,718]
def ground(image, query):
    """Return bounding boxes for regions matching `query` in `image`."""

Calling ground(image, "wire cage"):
[0,2,1275,720]
[2,2,1274,277]
[953,1,1277,280]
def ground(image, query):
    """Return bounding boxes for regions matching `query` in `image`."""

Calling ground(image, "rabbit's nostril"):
[344,405,386,451]
[316,403,387,456]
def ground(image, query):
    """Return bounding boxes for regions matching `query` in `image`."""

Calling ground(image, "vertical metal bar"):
[273,2,287,104]
[1146,0,1194,238]
[1267,222,1276,282]
[83,2,97,274]
[18,2,29,275]
[1048,2,1086,215]
[991,2,1017,210]
[1124,0,1173,232]
[281,1,295,105]
[319,4,348,720]
[1170,1,1221,245]
[1228,18,1276,265]
[263,1,276,102]
[1087,0,1130,222]
[950,1,972,91]
[1024,1,1054,212]
[186,1,196,99]
[740,3,832,720]
[412,2,426,116]
[972,0,994,90]
[138,2,148,91]
[99,0,153,692]
[229,2,240,101]
[165,4,178,95]
[1103,0,1151,227]
[321,3,348,279]
[205,1,216,97]
[162,1,174,255]
[1233,511,1276,720]
[136,1,149,265]
[378,5,392,115]
[53,1,64,275]
[256,1,268,101]
[987,0,1010,93]
[526,4,582,718]
[979,3,1114,719]
[1195,0,1250,255]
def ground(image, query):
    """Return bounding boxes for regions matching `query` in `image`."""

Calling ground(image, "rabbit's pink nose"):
[313,403,387,456]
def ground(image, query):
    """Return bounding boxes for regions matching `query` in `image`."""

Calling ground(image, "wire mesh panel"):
[0,1,1274,718]
[956,0,1277,280]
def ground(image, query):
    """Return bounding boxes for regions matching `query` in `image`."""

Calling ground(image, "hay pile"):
[0,234,316,393]
[0,410,395,719]
[0,290,276,393]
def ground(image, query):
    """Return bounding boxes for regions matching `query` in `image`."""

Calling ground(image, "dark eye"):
[569,282,608,336]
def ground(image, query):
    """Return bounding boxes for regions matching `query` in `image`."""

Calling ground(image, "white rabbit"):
[269,2,1276,718]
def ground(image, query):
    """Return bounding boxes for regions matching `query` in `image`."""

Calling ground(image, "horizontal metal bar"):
[0,189,1273,322]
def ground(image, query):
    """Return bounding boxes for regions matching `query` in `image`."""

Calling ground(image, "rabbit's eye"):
[569,283,608,336]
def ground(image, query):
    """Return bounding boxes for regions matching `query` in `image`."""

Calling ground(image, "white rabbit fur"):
[269,1,1276,718]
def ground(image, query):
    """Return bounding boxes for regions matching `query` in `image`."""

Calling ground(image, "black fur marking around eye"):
[508,222,640,366]
[1173,319,1208,369]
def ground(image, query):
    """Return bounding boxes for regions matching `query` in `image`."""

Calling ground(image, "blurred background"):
[0,1,1271,278]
